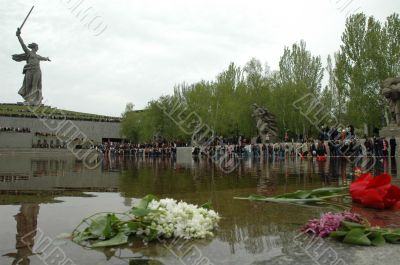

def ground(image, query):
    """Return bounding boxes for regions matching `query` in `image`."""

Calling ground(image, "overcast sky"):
[0,0,398,117]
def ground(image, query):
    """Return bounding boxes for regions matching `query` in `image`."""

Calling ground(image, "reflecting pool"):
[1,152,399,265]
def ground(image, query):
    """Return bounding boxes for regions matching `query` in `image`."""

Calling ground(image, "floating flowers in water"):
[71,195,220,248]
[302,211,400,246]
[302,212,362,238]
[350,173,400,210]
[143,198,220,239]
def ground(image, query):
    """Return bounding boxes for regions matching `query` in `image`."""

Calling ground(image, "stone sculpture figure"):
[12,27,51,106]
[252,103,278,141]
[381,77,400,126]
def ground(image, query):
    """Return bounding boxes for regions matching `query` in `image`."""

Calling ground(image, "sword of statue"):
[19,5,34,31]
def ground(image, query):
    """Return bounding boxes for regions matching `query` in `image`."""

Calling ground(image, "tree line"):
[121,13,400,144]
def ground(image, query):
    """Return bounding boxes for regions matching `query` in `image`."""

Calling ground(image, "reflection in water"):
[0,154,119,193]
[1,154,400,265]
[391,157,397,176]
[352,205,400,228]
[32,159,67,177]
[3,204,39,265]
[108,156,346,260]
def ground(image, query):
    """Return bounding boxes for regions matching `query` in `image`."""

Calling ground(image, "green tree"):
[121,103,142,143]
[279,40,324,95]
[334,13,400,132]
[382,13,400,77]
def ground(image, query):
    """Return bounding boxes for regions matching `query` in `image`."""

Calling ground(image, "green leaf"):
[234,195,322,203]
[135,194,159,209]
[91,232,128,248]
[243,194,267,201]
[383,233,400,244]
[309,187,348,197]
[235,186,348,205]
[88,214,119,239]
[88,216,107,237]
[368,231,386,246]
[119,221,145,236]
[343,228,371,246]
[264,197,323,203]
[72,228,98,243]
[144,228,159,242]
[330,230,348,239]
[130,207,154,217]
[121,222,142,235]
[275,190,312,199]
[341,221,366,230]
[200,202,212,209]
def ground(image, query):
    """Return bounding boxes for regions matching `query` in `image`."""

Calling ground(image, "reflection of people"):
[390,137,397,157]
[12,28,51,105]
[4,204,40,265]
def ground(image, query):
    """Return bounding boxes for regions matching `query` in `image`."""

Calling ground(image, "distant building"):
[0,103,123,148]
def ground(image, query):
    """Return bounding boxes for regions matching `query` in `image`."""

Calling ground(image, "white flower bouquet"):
[71,195,220,248]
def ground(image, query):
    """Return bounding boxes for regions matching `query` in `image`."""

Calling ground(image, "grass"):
[0,103,120,122]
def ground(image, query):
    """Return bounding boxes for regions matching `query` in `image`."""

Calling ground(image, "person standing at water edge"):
[390,137,397,157]
[12,27,51,105]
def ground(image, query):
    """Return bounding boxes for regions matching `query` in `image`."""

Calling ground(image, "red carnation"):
[350,173,400,210]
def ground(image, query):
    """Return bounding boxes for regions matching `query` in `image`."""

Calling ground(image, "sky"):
[0,0,398,117]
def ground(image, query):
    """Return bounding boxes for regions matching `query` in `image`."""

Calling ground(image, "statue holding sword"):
[12,6,51,106]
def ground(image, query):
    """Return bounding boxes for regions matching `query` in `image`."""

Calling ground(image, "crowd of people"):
[188,124,399,160]
[191,136,397,160]
[96,142,177,157]
[0,126,31,133]
[34,132,57,137]
[1,121,398,160]
[32,139,66,149]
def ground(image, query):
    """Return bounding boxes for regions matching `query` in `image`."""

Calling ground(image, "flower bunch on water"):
[302,211,400,246]
[142,198,220,239]
[302,212,362,238]
[71,195,220,248]
[350,173,400,210]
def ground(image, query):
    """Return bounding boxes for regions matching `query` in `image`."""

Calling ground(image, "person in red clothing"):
[316,140,327,161]
[383,138,389,157]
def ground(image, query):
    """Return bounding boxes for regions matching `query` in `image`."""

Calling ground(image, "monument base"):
[380,125,400,160]
[380,124,400,138]
[16,102,45,107]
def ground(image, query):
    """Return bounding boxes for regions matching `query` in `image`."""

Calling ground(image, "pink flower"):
[302,212,362,238]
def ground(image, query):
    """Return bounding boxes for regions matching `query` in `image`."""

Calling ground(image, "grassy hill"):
[0,103,120,122]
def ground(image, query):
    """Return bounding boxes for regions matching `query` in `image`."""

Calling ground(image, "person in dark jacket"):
[390,137,397,157]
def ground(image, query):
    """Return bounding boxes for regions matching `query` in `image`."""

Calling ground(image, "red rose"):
[350,173,400,210]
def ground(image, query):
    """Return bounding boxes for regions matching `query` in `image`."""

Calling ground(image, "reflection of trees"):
[4,204,39,265]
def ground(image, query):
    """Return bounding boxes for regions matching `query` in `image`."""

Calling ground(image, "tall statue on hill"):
[12,6,51,106]
[381,77,400,126]
[252,103,278,142]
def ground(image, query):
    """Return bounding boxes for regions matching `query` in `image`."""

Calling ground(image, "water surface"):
[1,152,399,265]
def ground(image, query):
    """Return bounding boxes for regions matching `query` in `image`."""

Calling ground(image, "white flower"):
[144,198,220,240]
